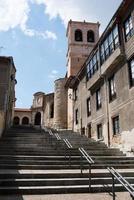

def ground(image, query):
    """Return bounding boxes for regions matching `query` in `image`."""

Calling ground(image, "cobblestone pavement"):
[0,193,132,200]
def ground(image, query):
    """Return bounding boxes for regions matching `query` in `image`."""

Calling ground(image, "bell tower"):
[66,20,100,77]
[66,20,100,129]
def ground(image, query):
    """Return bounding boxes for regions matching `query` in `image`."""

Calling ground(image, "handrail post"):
[130,194,134,200]
[112,174,116,200]
[69,150,71,167]
[89,164,92,192]
[80,154,83,174]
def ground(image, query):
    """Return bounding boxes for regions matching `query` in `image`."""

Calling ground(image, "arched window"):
[87,30,95,42]
[75,29,83,42]
[13,116,20,126]
[22,117,29,125]
[34,112,41,125]
[50,103,54,118]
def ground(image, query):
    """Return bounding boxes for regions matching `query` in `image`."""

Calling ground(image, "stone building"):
[66,20,100,129]
[13,79,67,129]
[0,56,16,135]
[66,0,134,149]
[14,0,134,151]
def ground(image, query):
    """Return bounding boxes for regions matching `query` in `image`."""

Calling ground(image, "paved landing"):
[0,193,132,200]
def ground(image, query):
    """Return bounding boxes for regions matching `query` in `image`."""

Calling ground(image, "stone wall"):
[54,78,67,129]
[0,111,5,137]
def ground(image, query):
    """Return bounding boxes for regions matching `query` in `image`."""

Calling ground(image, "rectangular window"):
[109,75,116,101]
[75,109,78,124]
[113,116,120,135]
[87,50,99,80]
[129,58,134,87]
[100,24,119,65]
[96,88,101,110]
[74,88,78,101]
[97,124,103,139]
[87,97,91,116]
[124,15,134,42]
[113,25,119,48]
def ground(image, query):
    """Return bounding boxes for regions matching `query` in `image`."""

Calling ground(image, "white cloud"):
[0,0,29,31]
[33,0,122,32]
[21,25,57,40]
[51,70,58,74]
[48,70,59,79]
[0,0,57,40]
[33,0,97,26]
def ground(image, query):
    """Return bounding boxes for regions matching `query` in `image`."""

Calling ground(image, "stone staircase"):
[0,126,133,195]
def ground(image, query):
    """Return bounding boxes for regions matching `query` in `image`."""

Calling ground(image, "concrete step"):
[0,127,133,195]
[0,184,133,195]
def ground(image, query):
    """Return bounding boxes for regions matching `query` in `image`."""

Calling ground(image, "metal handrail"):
[63,139,73,148]
[108,167,134,200]
[55,133,61,140]
[79,147,94,192]
[79,147,94,164]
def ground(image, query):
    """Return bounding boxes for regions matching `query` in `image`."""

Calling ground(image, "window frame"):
[96,88,102,110]
[75,109,79,124]
[87,97,91,117]
[87,50,99,80]
[74,88,78,101]
[100,24,119,65]
[124,15,134,42]
[128,57,134,88]
[109,75,116,102]
[97,124,103,140]
[112,115,120,136]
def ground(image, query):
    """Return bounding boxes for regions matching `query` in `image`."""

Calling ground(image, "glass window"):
[109,75,116,101]
[109,32,114,54]
[104,38,109,59]
[74,88,78,101]
[87,98,91,117]
[124,15,134,41]
[129,58,134,87]
[113,116,120,135]
[113,25,119,48]
[96,88,101,110]
[97,124,103,139]
[87,50,99,80]
[100,44,105,65]
[100,24,119,65]
[75,109,79,124]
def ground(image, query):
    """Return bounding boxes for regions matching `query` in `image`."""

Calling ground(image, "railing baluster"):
[108,167,134,200]
[112,174,115,200]
[89,164,91,192]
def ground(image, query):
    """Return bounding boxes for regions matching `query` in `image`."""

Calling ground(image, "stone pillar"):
[54,78,67,129]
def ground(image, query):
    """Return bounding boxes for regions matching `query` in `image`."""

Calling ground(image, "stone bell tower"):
[66,20,100,129]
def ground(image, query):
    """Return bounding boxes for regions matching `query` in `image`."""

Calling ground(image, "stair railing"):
[63,139,73,166]
[79,147,94,192]
[107,167,134,200]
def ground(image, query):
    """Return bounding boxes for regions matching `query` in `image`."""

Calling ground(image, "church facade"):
[14,0,134,151]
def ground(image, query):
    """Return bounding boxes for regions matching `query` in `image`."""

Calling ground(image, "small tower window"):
[75,29,83,42]
[87,30,95,42]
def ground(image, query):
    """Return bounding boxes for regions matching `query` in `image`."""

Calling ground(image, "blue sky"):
[0,0,122,108]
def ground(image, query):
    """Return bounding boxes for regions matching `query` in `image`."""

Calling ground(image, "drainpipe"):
[104,75,110,147]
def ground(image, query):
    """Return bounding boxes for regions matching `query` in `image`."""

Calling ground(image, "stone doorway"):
[22,117,29,125]
[34,112,41,125]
